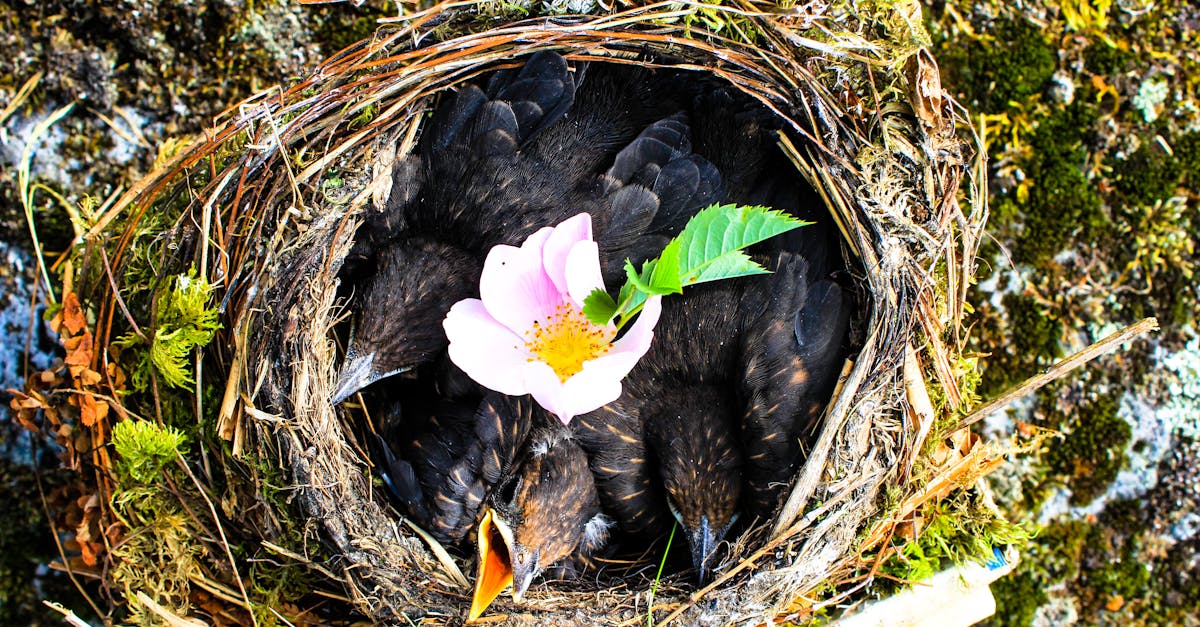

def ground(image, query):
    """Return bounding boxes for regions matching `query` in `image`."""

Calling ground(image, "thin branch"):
[954,317,1159,432]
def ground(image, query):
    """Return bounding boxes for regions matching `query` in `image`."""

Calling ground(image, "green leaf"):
[646,238,684,294]
[602,203,808,331]
[624,260,675,296]
[674,204,809,284]
[685,251,770,285]
[582,288,618,325]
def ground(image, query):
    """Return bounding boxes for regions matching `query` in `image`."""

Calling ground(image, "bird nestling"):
[470,425,612,621]
[624,276,751,584]
[739,253,850,517]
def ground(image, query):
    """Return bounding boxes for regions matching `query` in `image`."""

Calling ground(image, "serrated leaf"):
[582,288,618,325]
[674,204,809,282]
[685,251,770,285]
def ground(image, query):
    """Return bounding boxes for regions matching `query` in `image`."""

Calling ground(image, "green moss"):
[1008,102,1107,264]
[1113,143,1183,209]
[1172,132,1200,186]
[1042,392,1130,505]
[881,490,1033,584]
[991,570,1048,627]
[1034,520,1090,582]
[1083,40,1134,75]
[980,294,1062,397]
[1087,545,1150,610]
[112,420,188,485]
[114,268,221,393]
[936,17,1057,114]
[310,4,391,56]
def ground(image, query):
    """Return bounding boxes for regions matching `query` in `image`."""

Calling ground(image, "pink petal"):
[480,243,562,335]
[524,354,627,425]
[542,213,593,296]
[563,240,605,308]
[610,294,662,357]
[558,363,625,421]
[521,225,554,254]
[443,299,531,395]
[522,361,573,424]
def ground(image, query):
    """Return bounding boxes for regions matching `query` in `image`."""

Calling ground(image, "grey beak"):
[331,350,377,404]
[511,549,540,602]
[331,348,415,404]
[687,516,730,585]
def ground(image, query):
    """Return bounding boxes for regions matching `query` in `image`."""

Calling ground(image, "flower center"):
[525,303,614,382]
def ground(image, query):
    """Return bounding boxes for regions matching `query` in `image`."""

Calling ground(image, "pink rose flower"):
[443,213,662,424]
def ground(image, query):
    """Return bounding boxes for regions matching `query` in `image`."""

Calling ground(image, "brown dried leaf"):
[78,368,102,387]
[59,292,87,336]
[906,49,944,131]
[80,395,111,427]
[64,332,94,369]
[78,540,101,567]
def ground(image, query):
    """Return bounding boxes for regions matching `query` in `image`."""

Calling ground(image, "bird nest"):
[37,0,993,624]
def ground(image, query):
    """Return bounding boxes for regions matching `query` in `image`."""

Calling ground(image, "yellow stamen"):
[525,303,614,382]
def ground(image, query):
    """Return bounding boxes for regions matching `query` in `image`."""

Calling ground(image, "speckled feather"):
[375,392,535,544]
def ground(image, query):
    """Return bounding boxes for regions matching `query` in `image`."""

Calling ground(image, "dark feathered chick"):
[738,253,849,516]
[643,385,743,583]
[333,241,481,403]
[470,424,612,621]
[574,83,850,581]
[679,82,850,519]
[629,280,750,584]
[571,397,670,539]
[333,53,722,402]
[373,392,535,545]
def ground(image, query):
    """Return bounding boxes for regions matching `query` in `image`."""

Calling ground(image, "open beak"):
[469,508,514,622]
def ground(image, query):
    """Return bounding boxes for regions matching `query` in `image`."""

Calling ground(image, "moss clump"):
[991,570,1049,627]
[1113,143,1183,209]
[998,102,1106,265]
[936,16,1057,114]
[111,420,188,485]
[1172,132,1200,186]
[1083,40,1134,76]
[1043,392,1130,505]
[310,3,391,56]
[979,294,1062,397]
[114,268,221,393]
[881,490,1033,584]
[1036,520,1090,581]
[990,519,1093,626]
[110,485,206,627]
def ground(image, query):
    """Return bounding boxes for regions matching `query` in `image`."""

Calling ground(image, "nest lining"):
[85,1,983,623]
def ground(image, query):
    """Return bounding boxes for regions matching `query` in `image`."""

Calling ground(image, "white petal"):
[443,299,531,395]
[563,240,605,308]
[479,243,562,335]
[542,213,594,296]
